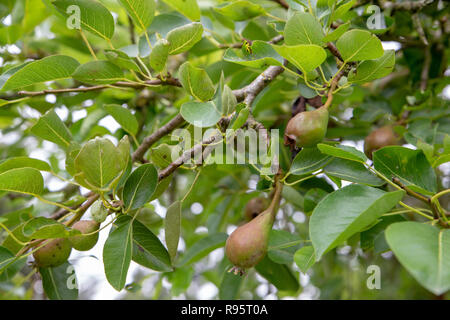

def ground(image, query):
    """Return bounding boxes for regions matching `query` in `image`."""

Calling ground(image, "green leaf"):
[349,50,395,83]
[324,158,384,186]
[303,188,328,213]
[161,0,200,21]
[165,201,181,261]
[386,222,450,295]
[219,270,243,300]
[221,85,237,116]
[0,246,24,281]
[178,62,215,102]
[360,215,406,251]
[74,137,126,191]
[123,164,158,211]
[0,168,44,196]
[323,21,350,42]
[284,12,324,46]
[52,0,115,40]
[0,24,22,45]
[39,262,79,300]
[330,0,356,22]
[115,218,172,272]
[267,230,302,264]
[149,39,170,72]
[223,40,283,69]
[294,246,315,273]
[0,157,51,173]
[72,61,124,85]
[310,185,405,260]
[255,256,299,292]
[104,49,140,72]
[167,22,203,55]
[373,146,437,195]
[180,101,221,128]
[22,217,81,239]
[177,233,227,267]
[31,109,73,148]
[131,220,172,271]
[118,0,155,32]
[103,104,138,136]
[1,55,79,91]
[317,143,367,162]
[336,29,384,62]
[215,1,264,21]
[103,216,133,291]
[272,44,327,73]
[289,146,332,175]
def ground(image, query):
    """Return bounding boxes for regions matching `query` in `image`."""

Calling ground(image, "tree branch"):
[16,78,182,97]
[382,0,434,11]
[132,113,186,162]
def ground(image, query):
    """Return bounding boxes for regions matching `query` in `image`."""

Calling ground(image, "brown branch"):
[132,114,186,162]
[233,65,285,105]
[157,135,217,181]
[382,0,434,11]
[327,42,344,62]
[16,78,182,97]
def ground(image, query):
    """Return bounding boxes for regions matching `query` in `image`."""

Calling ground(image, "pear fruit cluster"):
[364,125,400,159]
[33,219,100,268]
[284,106,329,148]
[33,238,72,268]
[225,179,283,275]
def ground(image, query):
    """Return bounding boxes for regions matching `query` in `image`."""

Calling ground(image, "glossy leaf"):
[103,104,138,136]
[289,146,332,176]
[310,185,405,260]
[0,157,51,173]
[336,29,384,62]
[0,168,44,196]
[103,216,133,291]
[386,222,450,295]
[165,201,181,261]
[123,164,158,211]
[223,40,283,69]
[294,246,315,273]
[31,109,73,148]
[324,158,384,186]
[161,0,200,21]
[215,1,264,21]
[22,217,81,239]
[167,22,203,55]
[284,12,324,46]
[52,0,115,40]
[272,44,327,73]
[177,233,227,267]
[1,55,79,91]
[118,0,155,32]
[39,261,78,300]
[317,143,367,163]
[178,62,215,102]
[72,61,124,85]
[349,50,395,83]
[180,101,221,128]
[373,146,437,195]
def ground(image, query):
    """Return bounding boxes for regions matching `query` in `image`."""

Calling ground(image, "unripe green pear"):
[244,197,269,221]
[364,125,400,159]
[226,180,283,274]
[33,238,72,268]
[68,220,100,251]
[90,200,108,223]
[284,106,329,148]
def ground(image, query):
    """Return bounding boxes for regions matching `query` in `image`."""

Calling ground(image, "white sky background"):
[0,12,449,299]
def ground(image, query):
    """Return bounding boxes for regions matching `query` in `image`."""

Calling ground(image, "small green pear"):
[68,220,100,251]
[364,125,400,159]
[226,180,283,274]
[33,238,72,268]
[284,106,329,148]
[244,197,269,221]
[90,200,108,223]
